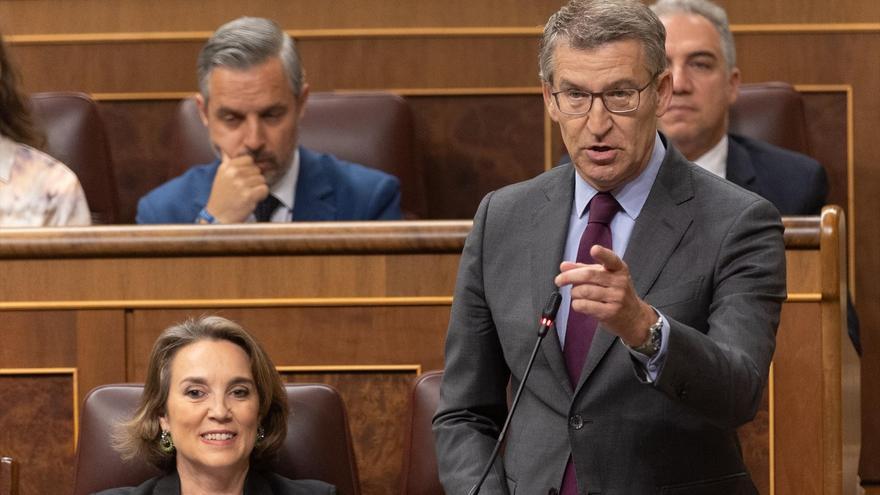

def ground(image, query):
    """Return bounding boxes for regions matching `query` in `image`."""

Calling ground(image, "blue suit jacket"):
[726,133,828,215]
[136,147,402,223]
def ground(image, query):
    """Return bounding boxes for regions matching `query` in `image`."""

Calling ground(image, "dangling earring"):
[257,426,266,442]
[159,430,175,453]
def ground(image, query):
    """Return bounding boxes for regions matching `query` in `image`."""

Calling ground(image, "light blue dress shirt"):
[555,132,670,382]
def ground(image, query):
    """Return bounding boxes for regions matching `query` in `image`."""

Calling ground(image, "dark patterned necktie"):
[254,194,281,222]
[560,191,619,495]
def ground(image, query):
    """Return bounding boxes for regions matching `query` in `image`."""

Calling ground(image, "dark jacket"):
[93,469,336,495]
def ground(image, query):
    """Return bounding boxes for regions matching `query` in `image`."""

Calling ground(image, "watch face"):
[649,326,661,352]
[637,320,662,355]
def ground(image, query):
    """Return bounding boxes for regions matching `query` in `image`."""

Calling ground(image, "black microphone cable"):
[469,291,563,495]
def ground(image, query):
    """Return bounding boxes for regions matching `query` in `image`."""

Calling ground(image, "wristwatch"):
[628,311,663,357]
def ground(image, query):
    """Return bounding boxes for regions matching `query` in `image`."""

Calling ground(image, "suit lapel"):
[292,147,337,220]
[530,165,577,396]
[574,145,695,394]
[624,147,695,297]
[194,161,220,213]
[725,136,757,192]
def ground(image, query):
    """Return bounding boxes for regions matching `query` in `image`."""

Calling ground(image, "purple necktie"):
[560,191,619,495]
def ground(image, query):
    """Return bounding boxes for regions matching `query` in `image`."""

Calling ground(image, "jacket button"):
[548,489,559,495]
[569,414,584,430]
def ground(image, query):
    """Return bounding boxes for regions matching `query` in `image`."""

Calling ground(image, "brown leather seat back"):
[28,92,120,224]
[72,385,159,494]
[728,81,811,155]
[0,456,18,495]
[278,382,360,495]
[72,383,360,495]
[400,370,444,495]
[168,92,426,218]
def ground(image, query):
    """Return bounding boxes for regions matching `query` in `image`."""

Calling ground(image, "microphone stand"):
[468,291,562,495]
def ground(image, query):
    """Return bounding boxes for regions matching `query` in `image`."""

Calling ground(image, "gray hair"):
[650,0,737,70]
[539,0,668,85]
[197,17,305,101]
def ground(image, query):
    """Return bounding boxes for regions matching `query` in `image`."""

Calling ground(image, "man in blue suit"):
[137,17,401,224]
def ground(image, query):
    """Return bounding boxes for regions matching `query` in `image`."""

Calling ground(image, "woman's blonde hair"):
[114,316,288,471]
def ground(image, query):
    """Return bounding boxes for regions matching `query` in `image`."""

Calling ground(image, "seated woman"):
[100,316,335,494]
[0,31,90,226]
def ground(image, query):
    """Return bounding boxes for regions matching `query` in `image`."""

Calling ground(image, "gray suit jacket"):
[433,143,786,494]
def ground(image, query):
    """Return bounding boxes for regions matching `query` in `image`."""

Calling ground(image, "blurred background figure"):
[0,31,90,227]
[652,0,827,216]
[652,0,861,355]
[102,316,335,494]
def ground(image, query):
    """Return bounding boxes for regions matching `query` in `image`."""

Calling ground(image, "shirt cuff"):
[626,312,670,383]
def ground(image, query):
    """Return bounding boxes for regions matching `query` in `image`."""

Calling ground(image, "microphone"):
[469,291,562,495]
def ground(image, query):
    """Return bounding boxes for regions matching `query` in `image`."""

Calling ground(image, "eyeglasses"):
[551,78,656,115]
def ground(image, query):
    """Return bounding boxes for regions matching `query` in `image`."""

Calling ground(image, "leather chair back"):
[729,81,811,155]
[72,383,360,495]
[0,457,18,495]
[28,92,120,224]
[399,370,444,495]
[168,92,426,218]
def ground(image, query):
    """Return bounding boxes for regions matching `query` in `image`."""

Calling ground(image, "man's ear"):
[654,69,673,117]
[542,83,561,123]
[195,93,209,127]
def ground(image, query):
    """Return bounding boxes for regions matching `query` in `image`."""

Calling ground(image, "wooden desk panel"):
[0,215,856,495]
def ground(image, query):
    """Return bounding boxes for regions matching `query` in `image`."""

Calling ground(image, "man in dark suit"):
[137,17,401,224]
[651,0,827,216]
[433,1,786,493]
[652,0,860,355]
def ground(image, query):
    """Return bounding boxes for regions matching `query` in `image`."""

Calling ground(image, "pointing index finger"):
[590,245,624,271]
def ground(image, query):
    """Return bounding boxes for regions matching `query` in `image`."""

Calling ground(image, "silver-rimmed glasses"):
[551,77,656,115]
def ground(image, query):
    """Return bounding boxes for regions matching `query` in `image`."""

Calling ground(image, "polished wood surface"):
[0,375,74,495]
[0,215,857,494]
[0,456,18,495]
[410,95,545,218]
[0,1,560,34]
[0,221,470,258]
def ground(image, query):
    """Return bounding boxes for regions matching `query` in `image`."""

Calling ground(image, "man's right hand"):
[202,152,270,223]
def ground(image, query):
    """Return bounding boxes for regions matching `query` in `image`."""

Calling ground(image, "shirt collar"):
[574,132,666,221]
[692,134,728,179]
[0,134,18,183]
[269,148,300,211]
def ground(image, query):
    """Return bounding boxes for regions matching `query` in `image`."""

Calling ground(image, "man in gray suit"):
[433,0,786,493]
